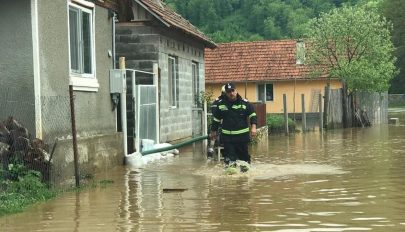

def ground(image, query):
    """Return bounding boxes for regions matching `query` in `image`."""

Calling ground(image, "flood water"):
[1,113,405,232]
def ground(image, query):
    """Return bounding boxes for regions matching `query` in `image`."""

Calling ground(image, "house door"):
[136,85,158,152]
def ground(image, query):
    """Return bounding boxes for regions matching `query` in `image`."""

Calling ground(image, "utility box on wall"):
[109,70,126,94]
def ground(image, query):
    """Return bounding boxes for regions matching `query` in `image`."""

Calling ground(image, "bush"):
[0,162,56,216]
[266,115,296,133]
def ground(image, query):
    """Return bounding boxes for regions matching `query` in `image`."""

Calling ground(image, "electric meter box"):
[109,69,126,93]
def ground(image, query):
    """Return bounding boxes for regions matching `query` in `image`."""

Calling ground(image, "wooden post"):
[283,94,289,135]
[203,100,208,154]
[319,93,323,133]
[301,94,306,132]
[342,81,348,128]
[244,81,247,99]
[119,57,126,69]
[119,57,127,155]
[323,83,330,129]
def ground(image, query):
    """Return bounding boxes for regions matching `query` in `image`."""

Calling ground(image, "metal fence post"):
[69,85,80,187]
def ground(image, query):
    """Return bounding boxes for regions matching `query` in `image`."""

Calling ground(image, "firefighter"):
[210,82,257,166]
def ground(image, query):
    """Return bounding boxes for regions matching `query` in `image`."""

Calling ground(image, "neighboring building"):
[0,0,123,184]
[115,0,216,149]
[205,40,342,114]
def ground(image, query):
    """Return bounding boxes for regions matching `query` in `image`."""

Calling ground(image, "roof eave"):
[133,0,171,27]
[175,28,217,48]
[205,76,335,84]
[133,0,217,48]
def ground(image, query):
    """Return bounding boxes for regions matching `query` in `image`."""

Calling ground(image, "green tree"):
[306,5,397,93]
[164,0,364,42]
[306,4,397,127]
[382,0,405,93]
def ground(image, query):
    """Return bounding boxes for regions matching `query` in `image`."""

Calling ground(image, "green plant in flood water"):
[97,179,114,188]
[250,127,266,145]
[266,115,296,133]
[0,169,56,216]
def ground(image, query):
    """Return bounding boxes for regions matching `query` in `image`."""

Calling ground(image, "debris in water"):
[163,188,188,193]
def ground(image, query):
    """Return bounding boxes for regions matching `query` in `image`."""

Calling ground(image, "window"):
[168,56,179,107]
[192,62,199,106]
[68,2,98,91]
[257,83,274,102]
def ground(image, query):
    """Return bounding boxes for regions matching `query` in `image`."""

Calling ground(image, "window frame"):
[168,56,179,108]
[192,61,199,107]
[257,83,274,102]
[68,1,98,92]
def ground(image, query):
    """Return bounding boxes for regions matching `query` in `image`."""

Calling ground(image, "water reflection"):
[1,114,405,231]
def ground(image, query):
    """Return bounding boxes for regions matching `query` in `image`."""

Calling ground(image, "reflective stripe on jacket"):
[211,94,257,136]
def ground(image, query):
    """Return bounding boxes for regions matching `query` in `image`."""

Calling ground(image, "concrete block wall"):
[51,133,123,187]
[116,25,159,72]
[116,24,206,143]
[157,33,205,142]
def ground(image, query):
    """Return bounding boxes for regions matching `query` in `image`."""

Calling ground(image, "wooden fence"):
[355,91,388,125]
[388,94,405,106]
[325,88,343,128]
[325,88,388,128]
[252,102,267,128]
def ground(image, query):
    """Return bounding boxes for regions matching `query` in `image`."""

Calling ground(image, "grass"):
[0,170,57,216]
[388,104,405,108]
[0,163,114,217]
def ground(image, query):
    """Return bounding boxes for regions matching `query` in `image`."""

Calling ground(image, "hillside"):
[164,0,361,42]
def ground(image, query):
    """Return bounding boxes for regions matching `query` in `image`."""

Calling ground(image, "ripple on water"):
[247,223,372,231]
[194,162,346,181]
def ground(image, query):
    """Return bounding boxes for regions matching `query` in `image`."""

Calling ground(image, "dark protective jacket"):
[211,94,257,142]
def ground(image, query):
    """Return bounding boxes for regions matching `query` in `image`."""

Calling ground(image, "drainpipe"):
[110,10,118,132]
[131,70,137,152]
[141,135,208,156]
[31,0,42,139]
[112,12,117,69]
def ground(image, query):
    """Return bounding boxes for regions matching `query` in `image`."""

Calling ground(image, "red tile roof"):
[205,40,317,83]
[135,0,216,48]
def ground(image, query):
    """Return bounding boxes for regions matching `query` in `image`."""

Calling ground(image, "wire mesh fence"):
[0,85,76,194]
[191,108,204,137]
[41,95,72,142]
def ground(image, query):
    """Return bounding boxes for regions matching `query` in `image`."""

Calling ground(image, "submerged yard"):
[1,112,405,231]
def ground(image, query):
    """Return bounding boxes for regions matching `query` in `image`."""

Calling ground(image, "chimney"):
[296,39,305,65]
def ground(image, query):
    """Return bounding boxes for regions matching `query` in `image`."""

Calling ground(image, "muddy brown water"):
[1,114,405,231]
